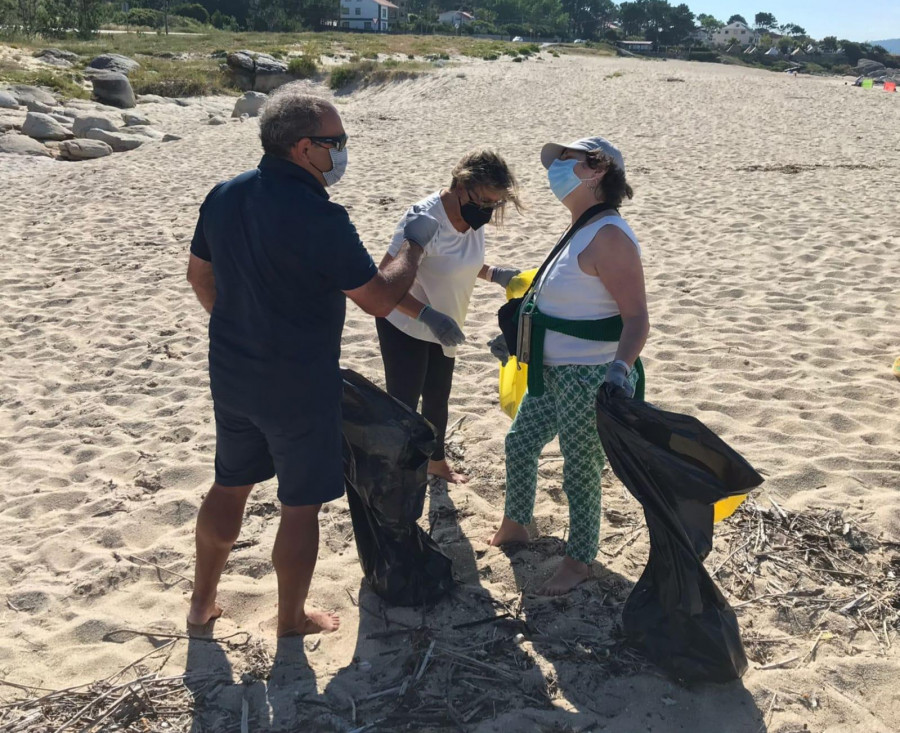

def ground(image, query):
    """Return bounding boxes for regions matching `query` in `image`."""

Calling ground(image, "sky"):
[685,1,900,42]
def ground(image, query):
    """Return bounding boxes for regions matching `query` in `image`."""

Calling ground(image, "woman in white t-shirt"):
[376,149,522,484]
[488,137,650,596]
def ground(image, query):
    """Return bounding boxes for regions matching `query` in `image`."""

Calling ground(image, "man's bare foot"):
[277,607,340,637]
[428,458,469,484]
[187,599,223,628]
[538,557,591,596]
[488,516,530,547]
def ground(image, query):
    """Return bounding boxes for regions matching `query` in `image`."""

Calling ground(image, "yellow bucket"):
[893,356,900,378]
[496,268,746,523]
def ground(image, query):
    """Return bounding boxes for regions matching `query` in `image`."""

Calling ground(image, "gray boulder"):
[59,139,113,161]
[253,54,293,93]
[225,51,292,93]
[36,49,74,69]
[37,48,78,62]
[0,132,52,157]
[9,85,57,108]
[50,113,74,125]
[0,92,19,110]
[122,111,151,126]
[88,53,140,76]
[92,73,136,109]
[121,125,164,140]
[162,133,182,142]
[22,111,72,141]
[231,91,267,118]
[136,94,170,104]
[24,99,55,114]
[83,128,144,152]
[208,115,228,125]
[72,114,119,137]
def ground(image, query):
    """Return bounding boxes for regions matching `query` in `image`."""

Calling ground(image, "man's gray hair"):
[259,84,332,158]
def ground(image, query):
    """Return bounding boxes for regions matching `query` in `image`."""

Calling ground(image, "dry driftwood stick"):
[415,640,437,683]
[445,415,466,440]
[107,628,251,645]
[117,553,193,586]
[106,639,179,685]
[451,612,511,630]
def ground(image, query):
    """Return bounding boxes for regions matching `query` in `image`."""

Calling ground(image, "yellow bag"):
[498,269,538,419]
[497,267,746,523]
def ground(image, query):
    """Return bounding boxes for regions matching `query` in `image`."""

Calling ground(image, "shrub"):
[483,53,498,61]
[172,4,208,24]
[512,56,524,62]
[688,50,719,63]
[126,8,161,28]
[329,64,362,90]
[288,55,317,78]
[210,10,239,30]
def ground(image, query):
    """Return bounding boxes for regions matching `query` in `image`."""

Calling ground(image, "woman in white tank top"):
[489,137,650,596]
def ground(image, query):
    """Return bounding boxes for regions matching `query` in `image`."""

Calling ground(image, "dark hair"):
[259,85,332,158]
[450,148,522,224]
[584,149,634,209]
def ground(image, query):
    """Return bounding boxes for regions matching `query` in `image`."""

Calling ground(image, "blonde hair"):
[449,148,522,224]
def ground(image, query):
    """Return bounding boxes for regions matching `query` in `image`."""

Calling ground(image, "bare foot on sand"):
[278,607,340,637]
[428,458,469,484]
[488,516,530,547]
[538,557,591,596]
[187,599,223,628]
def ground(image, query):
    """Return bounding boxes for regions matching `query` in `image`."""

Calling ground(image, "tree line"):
[0,0,896,68]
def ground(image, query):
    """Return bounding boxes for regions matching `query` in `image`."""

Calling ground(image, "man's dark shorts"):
[212,398,344,507]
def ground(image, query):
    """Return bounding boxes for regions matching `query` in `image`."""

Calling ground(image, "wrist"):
[486,266,496,282]
[416,304,430,321]
[612,359,631,375]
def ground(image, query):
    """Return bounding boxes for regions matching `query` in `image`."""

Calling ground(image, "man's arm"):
[187,254,216,314]
[344,241,423,318]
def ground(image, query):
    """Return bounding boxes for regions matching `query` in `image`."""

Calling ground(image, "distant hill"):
[871,39,900,53]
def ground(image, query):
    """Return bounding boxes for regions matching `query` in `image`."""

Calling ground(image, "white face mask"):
[321,147,347,186]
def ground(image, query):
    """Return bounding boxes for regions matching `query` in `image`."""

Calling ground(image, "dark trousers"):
[376,318,455,461]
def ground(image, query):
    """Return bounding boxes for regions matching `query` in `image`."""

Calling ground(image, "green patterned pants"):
[504,363,637,564]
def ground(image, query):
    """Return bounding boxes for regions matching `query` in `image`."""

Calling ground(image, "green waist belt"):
[525,306,646,401]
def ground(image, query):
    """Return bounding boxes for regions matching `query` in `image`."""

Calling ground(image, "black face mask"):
[460,202,493,231]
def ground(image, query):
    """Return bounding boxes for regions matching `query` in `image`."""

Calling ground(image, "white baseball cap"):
[540,136,625,175]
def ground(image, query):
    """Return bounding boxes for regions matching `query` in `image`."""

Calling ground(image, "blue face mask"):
[547,158,588,202]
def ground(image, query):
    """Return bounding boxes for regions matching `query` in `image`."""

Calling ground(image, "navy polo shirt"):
[190,155,377,414]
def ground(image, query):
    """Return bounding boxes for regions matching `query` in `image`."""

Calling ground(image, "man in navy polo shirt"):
[185,87,436,636]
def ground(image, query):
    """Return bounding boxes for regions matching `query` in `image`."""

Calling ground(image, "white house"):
[438,10,475,27]
[339,0,399,31]
[711,22,759,47]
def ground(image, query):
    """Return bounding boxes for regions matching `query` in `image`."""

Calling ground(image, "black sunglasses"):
[466,188,506,211]
[308,134,348,152]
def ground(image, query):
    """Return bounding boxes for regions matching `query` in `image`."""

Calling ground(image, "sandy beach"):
[1,52,899,732]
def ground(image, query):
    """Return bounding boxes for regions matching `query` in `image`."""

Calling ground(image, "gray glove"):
[488,333,510,366]
[403,207,439,250]
[418,305,465,348]
[490,267,521,289]
[602,360,635,399]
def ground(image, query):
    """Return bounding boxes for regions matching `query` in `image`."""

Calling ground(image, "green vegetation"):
[287,54,317,78]
[328,59,428,91]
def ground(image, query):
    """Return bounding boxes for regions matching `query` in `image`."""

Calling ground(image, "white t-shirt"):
[535,215,641,366]
[385,191,485,357]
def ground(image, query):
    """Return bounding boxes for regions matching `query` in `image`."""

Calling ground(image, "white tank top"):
[535,215,641,366]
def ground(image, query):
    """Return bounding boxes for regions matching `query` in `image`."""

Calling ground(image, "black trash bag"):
[341,369,454,606]
[595,390,764,684]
